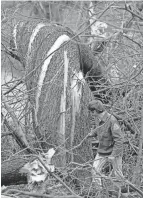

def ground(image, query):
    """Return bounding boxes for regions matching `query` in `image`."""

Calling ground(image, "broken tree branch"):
[5,189,81,198]
[36,156,79,197]
[2,96,35,154]
[1,132,13,137]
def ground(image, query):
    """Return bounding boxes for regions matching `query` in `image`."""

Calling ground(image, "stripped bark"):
[57,51,69,167]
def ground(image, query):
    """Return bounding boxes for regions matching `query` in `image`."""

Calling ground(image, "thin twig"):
[3,80,23,95]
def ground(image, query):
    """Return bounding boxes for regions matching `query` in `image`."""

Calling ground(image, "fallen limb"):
[1,156,29,186]
[6,189,82,198]
[124,179,143,197]
[1,132,13,137]
[110,175,143,197]
[2,96,29,147]
[36,156,79,197]
[1,195,13,198]
[1,113,35,154]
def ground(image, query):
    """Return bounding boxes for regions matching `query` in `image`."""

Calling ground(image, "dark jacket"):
[91,111,124,157]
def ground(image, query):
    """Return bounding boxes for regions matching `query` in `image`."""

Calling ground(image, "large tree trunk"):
[8,20,104,182]
[11,21,94,165]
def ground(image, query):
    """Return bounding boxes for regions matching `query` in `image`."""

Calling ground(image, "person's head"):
[88,100,105,117]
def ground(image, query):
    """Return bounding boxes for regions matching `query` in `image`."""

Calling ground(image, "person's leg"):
[92,153,107,186]
[112,155,123,179]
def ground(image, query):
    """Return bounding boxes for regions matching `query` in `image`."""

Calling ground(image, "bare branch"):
[2,96,34,154]
[4,189,81,198]
[124,6,143,21]
[2,113,34,154]
[132,107,143,185]
[1,132,13,137]
[3,80,23,95]
[36,156,80,197]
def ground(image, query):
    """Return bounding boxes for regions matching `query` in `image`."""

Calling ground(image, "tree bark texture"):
[11,21,100,175]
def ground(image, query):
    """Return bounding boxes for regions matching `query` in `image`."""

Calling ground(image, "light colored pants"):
[92,153,123,186]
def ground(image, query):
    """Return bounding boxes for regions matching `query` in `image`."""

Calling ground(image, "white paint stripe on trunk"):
[35,34,70,117]
[71,70,85,113]
[70,70,85,161]
[13,23,19,49]
[28,23,46,54]
[60,50,69,136]
[57,51,69,166]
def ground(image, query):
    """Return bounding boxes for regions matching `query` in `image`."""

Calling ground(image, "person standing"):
[88,100,124,187]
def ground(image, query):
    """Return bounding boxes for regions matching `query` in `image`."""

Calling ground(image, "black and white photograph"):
[1,1,143,197]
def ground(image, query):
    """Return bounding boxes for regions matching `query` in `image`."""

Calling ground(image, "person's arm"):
[110,116,124,157]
